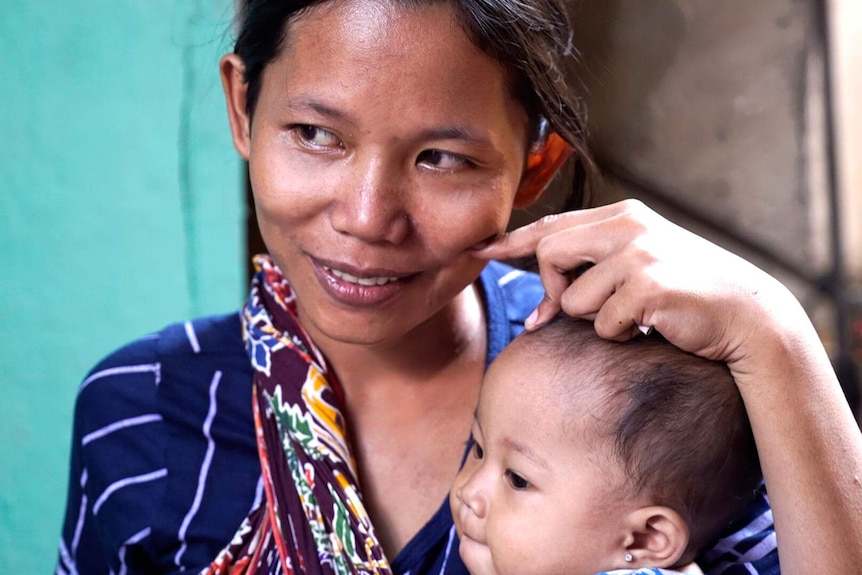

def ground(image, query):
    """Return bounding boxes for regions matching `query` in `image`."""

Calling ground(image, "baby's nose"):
[457,473,487,518]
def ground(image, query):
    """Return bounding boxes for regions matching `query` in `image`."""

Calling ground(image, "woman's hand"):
[472,199,805,381]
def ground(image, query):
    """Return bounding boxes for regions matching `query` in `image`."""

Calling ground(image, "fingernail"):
[637,324,654,336]
[525,308,539,330]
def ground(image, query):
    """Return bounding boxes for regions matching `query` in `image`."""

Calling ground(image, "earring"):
[624,552,633,563]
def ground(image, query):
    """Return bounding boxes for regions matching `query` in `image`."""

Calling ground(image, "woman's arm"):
[472,199,862,575]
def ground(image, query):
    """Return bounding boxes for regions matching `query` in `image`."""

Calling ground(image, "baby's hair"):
[234,0,594,208]
[518,317,763,558]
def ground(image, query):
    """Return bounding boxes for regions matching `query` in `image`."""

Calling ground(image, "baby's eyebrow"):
[502,437,550,469]
[471,412,482,434]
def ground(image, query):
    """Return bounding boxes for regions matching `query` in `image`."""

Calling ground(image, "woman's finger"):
[470,201,637,260]
[591,286,658,342]
[553,254,652,341]
[516,205,655,330]
[525,226,608,329]
[524,232,577,329]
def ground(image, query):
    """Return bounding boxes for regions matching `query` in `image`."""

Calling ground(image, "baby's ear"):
[621,506,690,569]
[513,132,573,209]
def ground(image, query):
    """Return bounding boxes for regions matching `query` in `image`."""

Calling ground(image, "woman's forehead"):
[281,0,461,62]
[257,0,529,140]
[275,0,501,88]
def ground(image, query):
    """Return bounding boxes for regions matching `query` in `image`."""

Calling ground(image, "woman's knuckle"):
[533,213,562,233]
[542,291,558,305]
[559,288,579,311]
[627,237,659,266]
[619,198,646,215]
[535,235,556,260]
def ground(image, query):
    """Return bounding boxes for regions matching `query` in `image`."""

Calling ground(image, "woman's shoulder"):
[98,311,246,365]
[80,311,247,388]
[73,311,253,443]
[64,311,260,573]
[479,261,543,365]
[480,260,543,319]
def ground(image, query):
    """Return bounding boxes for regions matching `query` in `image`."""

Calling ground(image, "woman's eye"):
[294,125,342,149]
[417,149,469,170]
[472,441,484,460]
[505,470,530,490]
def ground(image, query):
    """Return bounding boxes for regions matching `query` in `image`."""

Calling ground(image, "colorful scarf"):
[204,255,392,575]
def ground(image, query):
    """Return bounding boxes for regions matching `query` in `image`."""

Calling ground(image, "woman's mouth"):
[325,266,401,286]
[311,258,416,308]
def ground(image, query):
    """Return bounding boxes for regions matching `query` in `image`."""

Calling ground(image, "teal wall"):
[0,2,244,572]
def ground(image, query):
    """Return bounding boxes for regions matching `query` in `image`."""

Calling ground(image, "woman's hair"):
[233,0,594,209]
[520,317,763,560]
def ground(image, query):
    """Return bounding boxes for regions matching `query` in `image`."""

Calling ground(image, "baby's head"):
[450,317,762,575]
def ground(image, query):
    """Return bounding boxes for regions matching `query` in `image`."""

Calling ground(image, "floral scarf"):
[204,255,392,575]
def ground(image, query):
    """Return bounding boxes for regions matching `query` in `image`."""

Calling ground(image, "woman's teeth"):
[326,266,400,286]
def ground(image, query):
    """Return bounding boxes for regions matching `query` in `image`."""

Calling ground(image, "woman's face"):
[232,0,534,346]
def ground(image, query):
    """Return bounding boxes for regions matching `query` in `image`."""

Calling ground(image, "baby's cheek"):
[486,522,538,575]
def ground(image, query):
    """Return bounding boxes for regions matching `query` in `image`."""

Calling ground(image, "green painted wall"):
[0,2,244,572]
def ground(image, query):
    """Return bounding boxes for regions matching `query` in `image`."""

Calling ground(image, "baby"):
[450,317,763,575]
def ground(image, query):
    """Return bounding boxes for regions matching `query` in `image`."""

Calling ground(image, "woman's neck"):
[305,282,487,555]
[305,283,487,394]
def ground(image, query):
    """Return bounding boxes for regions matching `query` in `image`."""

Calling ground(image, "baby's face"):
[450,344,637,575]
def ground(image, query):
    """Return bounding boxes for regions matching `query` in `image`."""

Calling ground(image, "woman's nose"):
[330,157,410,245]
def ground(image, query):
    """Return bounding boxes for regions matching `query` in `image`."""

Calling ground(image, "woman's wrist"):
[727,278,832,397]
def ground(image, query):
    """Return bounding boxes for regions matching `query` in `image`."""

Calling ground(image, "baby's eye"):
[472,440,484,460]
[294,125,342,149]
[416,149,469,171]
[505,470,530,490]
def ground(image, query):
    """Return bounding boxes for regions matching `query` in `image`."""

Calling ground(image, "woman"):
[56,0,862,573]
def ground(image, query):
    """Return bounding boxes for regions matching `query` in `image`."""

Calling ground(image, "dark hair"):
[233,0,594,209]
[519,317,762,560]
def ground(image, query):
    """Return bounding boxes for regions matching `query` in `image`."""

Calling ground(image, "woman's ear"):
[621,506,690,569]
[513,131,573,209]
[220,54,252,160]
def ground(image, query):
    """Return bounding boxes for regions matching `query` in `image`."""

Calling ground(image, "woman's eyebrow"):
[413,126,493,148]
[284,96,358,127]
[284,96,492,147]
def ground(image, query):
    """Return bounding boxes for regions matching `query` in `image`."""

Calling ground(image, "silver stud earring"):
[624,552,633,563]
